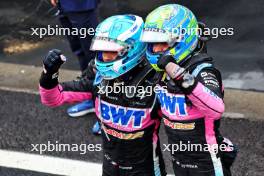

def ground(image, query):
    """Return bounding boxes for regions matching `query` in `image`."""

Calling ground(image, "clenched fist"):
[43,49,66,76]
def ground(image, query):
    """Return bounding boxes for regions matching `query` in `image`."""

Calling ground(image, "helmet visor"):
[90,36,129,52]
[141,28,183,45]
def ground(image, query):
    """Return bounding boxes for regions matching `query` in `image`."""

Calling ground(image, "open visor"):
[141,28,183,45]
[90,36,129,52]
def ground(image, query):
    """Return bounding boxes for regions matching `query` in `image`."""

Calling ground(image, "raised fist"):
[43,49,66,75]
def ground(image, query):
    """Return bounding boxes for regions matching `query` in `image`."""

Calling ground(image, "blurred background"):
[0,1,264,176]
[0,0,264,90]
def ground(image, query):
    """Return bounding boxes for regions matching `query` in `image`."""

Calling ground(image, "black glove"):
[43,49,65,75]
[40,49,65,89]
[157,55,176,70]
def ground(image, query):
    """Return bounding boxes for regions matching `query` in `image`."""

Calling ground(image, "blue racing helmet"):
[141,4,199,71]
[90,15,147,80]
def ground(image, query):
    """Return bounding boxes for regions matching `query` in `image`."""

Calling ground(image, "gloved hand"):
[157,55,175,70]
[43,49,66,76]
[158,55,185,80]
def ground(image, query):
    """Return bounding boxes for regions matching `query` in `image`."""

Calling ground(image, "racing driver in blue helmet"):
[39,14,167,176]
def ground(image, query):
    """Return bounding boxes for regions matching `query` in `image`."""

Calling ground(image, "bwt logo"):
[157,90,187,116]
[100,101,146,128]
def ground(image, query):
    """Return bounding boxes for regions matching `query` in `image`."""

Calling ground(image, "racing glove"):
[158,55,197,94]
[43,49,66,75]
[40,49,66,89]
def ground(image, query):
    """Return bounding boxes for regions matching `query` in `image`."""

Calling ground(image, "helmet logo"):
[130,25,138,32]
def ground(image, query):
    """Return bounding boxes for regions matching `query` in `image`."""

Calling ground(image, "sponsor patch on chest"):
[156,89,188,116]
[99,101,147,128]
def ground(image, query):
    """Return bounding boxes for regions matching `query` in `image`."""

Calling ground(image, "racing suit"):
[39,60,166,176]
[156,53,236,176]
